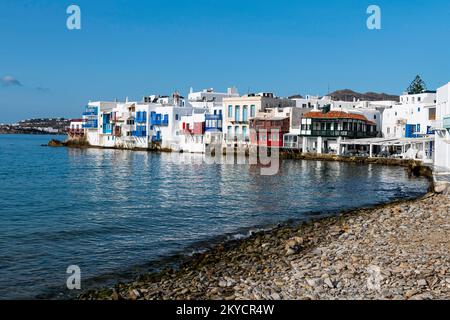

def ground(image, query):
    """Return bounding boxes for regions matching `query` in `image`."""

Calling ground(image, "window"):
[418,107,421,112]
[175,114,179,120]
[250,105,256,118]
[374,115,377,119]
[228,105,233,118]
[243,106,248,122]
[429,108,436,121]
[242,126,247,138]
[387,127,390,134]
[272,132,279,141]
[235,106,240,122]
[260,133,266,142]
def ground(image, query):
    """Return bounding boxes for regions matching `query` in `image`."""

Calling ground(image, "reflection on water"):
[0,135,429,299]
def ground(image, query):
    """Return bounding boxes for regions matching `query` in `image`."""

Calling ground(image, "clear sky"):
[0,0,449,123]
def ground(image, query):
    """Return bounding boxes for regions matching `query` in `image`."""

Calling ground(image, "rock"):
[47,139,65,147]
[286,248,296,256]
[417,279,427,287]
[409,292,434,300]
[181,288,190,295]
[306,278,322,288]
[434,182,449,194]
[271,292,281,300]
[111,291,122,301]
[324,278,335,289]
[285,237,304,255]
[219,280,227,288]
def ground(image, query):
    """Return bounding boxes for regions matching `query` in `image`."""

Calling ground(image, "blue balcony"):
[150,112,169,126]
[132,125,147,137]
[150,112,161,126]
[205,114,223,132]
[82,120,98,129]
[161,114,169,126]
[136,111,147,124]
[83,106,98,116]
[132,130,147,137]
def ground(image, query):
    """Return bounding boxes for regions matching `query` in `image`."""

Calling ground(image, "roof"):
[304,111,376,125]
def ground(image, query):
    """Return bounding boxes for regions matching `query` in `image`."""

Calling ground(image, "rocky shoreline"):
[79,190,449,300]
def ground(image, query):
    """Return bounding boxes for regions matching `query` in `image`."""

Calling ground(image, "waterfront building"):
[223,93,295,148]
[82,93,193,150]
[382,91,437,138]
[299,109,378,154]
[435,83,450,171]
[68,119,84,138]
[179,112,206,153]
[173,88,235,153]
[249,116,290,148]
[82,101,118,146]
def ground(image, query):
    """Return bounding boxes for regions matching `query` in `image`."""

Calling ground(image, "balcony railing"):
[68,129,84,135]
[132,131,147,137]
[82,120,98,129]
[308,130,378,138]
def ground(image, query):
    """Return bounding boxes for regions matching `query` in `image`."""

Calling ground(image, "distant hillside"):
[329,89,399,102]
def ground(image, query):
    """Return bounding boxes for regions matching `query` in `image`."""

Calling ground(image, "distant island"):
[0,118,70,135]
[328,89,400,102]
[288,89,399,102]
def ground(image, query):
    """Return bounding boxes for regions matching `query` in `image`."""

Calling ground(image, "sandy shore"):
[80,191,449,300]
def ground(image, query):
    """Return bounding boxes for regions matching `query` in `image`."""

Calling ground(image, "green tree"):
[407,75,427,94]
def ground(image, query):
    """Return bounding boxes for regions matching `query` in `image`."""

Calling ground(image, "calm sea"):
[0,134,429,299]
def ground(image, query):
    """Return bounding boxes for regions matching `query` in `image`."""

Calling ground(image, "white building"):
[435,83,450,171]
[82,93,194,150]
[382,91,437,138]
[82,101,118,147]
[298,108,378,154]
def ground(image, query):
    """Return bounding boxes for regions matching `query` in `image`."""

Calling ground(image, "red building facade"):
[249,116,290,148]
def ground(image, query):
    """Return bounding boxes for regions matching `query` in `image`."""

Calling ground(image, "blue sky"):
[0,0,449,123]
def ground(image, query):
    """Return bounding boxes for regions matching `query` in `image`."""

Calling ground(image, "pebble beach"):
[80,190,449,300]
